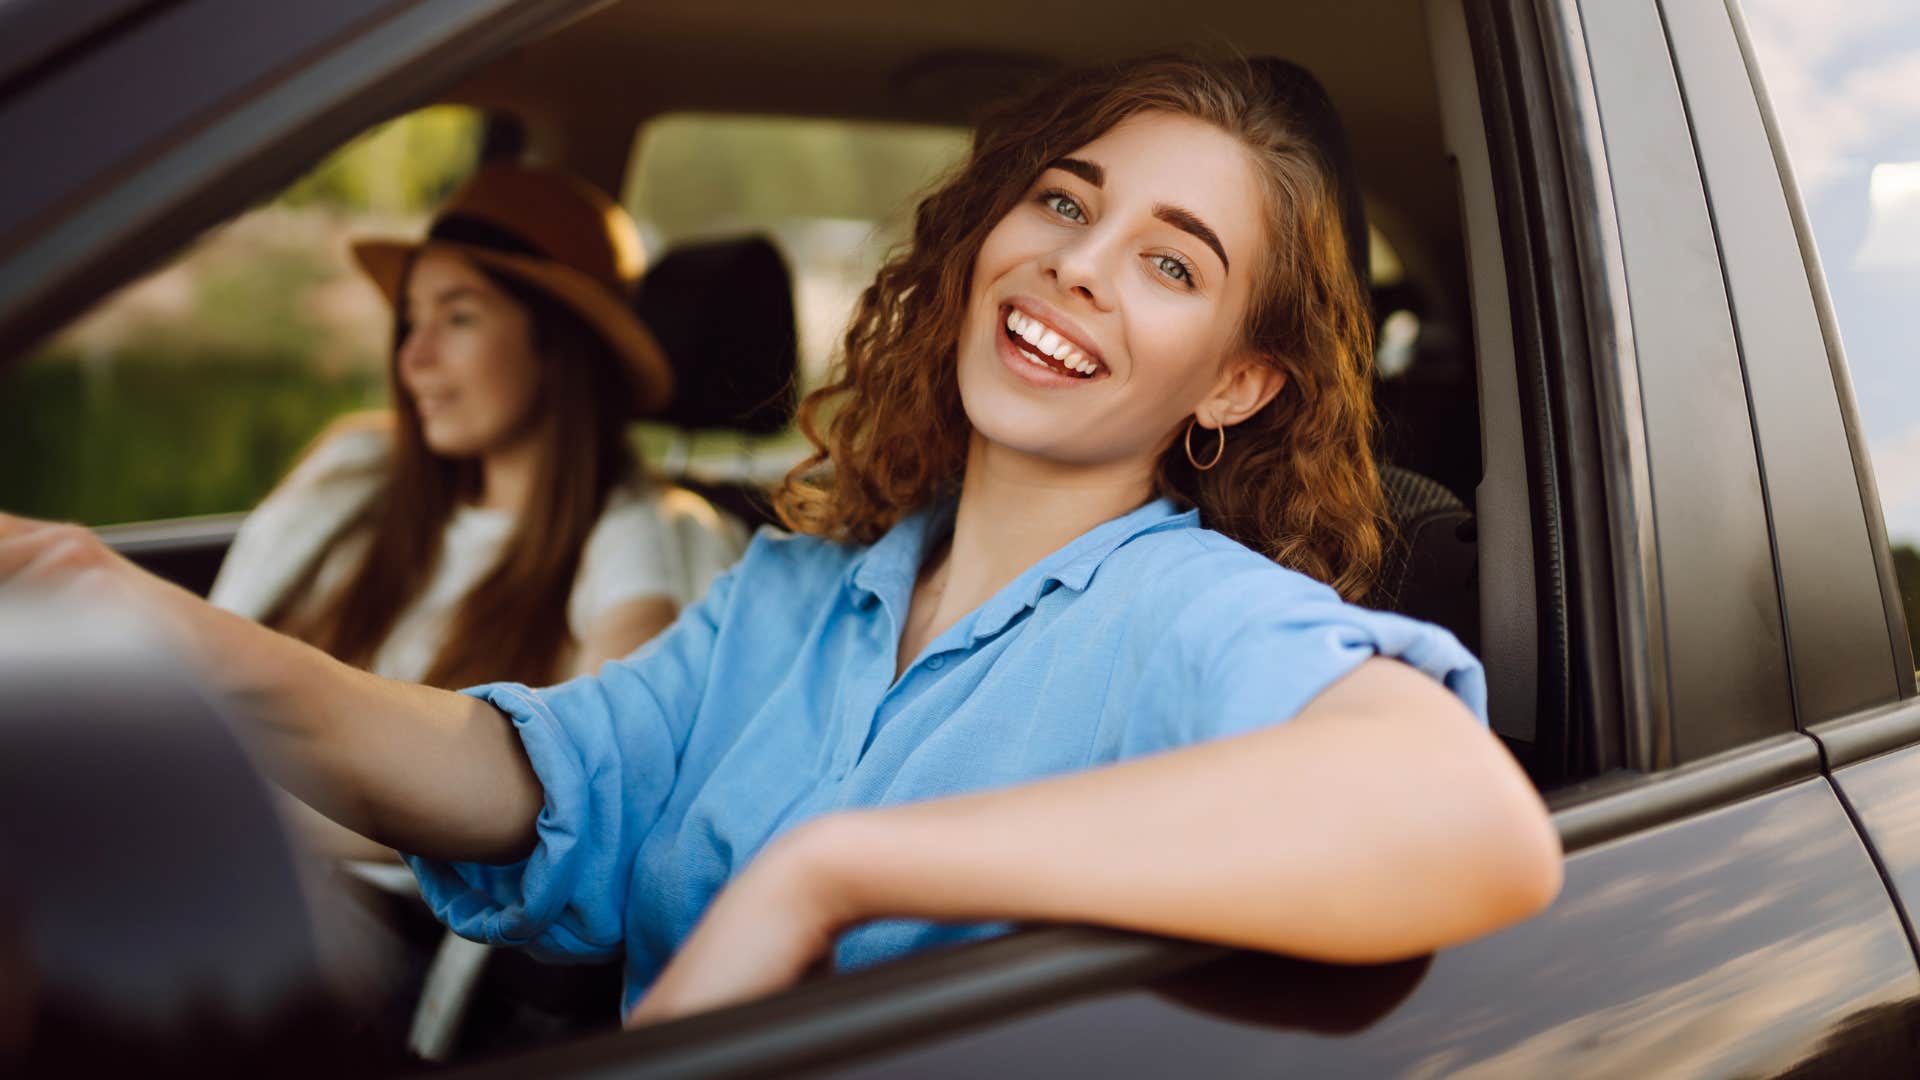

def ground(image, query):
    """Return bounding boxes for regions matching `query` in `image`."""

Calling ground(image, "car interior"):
[11,0,1575,1066]
[439,0,1508,764]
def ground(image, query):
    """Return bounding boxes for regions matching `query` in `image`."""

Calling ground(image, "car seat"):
[636,234,800,532]
[1253,57,1480,652]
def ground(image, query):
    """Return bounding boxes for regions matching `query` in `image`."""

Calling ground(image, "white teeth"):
[1006,307,1101,377]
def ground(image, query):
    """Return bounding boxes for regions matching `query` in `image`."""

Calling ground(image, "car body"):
[4,0,1920,1075]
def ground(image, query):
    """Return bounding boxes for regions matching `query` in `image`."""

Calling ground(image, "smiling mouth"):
[1002,307,1107,379]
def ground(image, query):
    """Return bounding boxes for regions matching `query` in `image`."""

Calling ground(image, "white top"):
[209,426,745,683]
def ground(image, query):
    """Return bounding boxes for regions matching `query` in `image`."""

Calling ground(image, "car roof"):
[445,0,1461,305]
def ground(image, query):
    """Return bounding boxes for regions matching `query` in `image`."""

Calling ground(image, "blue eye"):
[1041,190,1086,222]
[1154,253,1196,287]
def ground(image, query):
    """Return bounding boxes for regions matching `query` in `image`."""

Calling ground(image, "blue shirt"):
[405,497,1485,1011]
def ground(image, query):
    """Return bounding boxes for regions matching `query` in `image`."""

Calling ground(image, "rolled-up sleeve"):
[1128,561,1487,753]
[403,569,736,961]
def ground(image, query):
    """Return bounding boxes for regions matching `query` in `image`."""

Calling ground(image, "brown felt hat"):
[351,163,673,416]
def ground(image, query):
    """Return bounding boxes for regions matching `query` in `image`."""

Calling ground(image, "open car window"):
[0,106,481,527]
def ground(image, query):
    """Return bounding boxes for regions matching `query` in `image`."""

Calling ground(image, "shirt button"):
[927,656,946,670]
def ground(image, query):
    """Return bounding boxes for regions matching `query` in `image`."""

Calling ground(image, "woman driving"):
[211,163,737,693]
[0,54,1562,1027]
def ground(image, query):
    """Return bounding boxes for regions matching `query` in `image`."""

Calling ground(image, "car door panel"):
[1815,704,1920,991]
[825,778,1918,1077]
[1655,0,1906,723]
[482,770,1917,1078]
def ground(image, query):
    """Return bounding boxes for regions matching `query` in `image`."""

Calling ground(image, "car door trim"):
[1548,730,1823,851]
[466,926,1229,1079]
[1532,0,1667,770]
[1812,700,1920,772]
[1719,0,1918,700]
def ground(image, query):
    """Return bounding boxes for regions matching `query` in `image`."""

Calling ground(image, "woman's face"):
[957,110,1277,471]
[396,247,545,458]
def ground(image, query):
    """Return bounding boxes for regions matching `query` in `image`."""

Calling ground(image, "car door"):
[1721,0,1920,1006]
[474,0,1920,1074]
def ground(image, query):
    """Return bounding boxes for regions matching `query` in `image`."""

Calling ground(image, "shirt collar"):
[846,496,1200,644]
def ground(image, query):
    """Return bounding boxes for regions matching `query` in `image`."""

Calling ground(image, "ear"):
[1196,352,1287,428]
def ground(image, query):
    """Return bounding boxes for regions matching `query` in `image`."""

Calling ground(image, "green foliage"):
[627,115,967,242]
[1893,544,1920,668]
[280,106,482,213]
[0,353,383,525]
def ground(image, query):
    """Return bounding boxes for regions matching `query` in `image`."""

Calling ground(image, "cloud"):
[1743,2,1920,195]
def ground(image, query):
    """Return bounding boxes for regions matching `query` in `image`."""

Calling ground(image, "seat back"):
[635,234,801,532]
[1371,466,1479,654]
[1254,58,1479,644]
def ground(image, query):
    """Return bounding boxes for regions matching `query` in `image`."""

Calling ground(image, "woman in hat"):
[0,55,1561,1028]
[208,163,739,870]
[212,163,734,697]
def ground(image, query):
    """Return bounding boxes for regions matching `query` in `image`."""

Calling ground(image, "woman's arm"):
[0,513,542,863]
[571,595,678,678]
[630,657,1562,1023]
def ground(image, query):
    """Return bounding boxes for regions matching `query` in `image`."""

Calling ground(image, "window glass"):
[622,114,968,466]
[1743,3,1920,658]
[0,106,482,526]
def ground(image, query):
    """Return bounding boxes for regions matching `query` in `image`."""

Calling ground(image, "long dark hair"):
[273,258,638,688]
[775,54,1382,600]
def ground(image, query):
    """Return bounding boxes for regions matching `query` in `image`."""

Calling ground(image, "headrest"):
[635,235,800,435]
[1251,57,1371,291]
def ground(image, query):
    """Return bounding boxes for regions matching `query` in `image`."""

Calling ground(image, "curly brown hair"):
[776,54,1384,600]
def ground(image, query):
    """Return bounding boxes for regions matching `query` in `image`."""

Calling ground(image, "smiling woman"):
[0,52,1560,1029]
[784,66,1381,601]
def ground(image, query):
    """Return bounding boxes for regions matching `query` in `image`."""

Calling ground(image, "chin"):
[418,425,487,460]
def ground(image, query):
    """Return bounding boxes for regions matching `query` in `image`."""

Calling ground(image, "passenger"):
[0,55,1563,1027]
[207,164,740,866]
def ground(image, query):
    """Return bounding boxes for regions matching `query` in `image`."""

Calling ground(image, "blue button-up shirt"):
[406,497,1485,1010]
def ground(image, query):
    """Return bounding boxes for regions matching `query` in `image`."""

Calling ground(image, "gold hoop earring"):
[1185,418,1225,471]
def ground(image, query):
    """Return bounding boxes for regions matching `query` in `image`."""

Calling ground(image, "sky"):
[1743,1,1920,545]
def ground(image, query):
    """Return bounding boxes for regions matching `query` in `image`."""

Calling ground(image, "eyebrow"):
[1153,204,1230,276]
[1043,157,1231,276]
[407,285,487,313]
[1048,156,1104,187]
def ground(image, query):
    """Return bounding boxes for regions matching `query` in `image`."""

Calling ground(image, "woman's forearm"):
[0,513,543,865]
[800,658,1562,964]
[188,594,543,862]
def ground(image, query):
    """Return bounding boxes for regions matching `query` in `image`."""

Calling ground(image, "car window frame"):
[0,0,607,365]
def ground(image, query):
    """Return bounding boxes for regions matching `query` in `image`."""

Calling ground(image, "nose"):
[397,318,435,375]
[1040,230,1116,312]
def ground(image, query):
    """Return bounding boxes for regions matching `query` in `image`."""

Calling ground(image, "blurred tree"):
[0,109,481,524]
[1893,544,1920,668]
[281,106,481,213]
[626,115,964,243]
